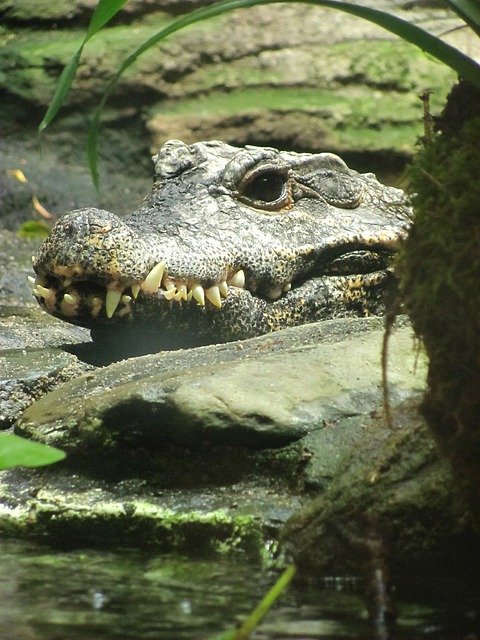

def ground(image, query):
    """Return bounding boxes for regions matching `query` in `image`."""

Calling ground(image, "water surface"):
[0,540,478,640]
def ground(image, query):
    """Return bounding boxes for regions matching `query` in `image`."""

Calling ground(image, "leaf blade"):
[444,0,480,36]
[39,0,128,133]
[0,433,65,470]
[86,0,130,40]
[38,45,84,133]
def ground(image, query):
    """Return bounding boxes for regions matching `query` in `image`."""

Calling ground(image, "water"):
[0,539,478,640]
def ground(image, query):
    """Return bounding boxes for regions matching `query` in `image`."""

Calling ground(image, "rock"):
[0,345,92,429]
[0,229,42,305]
[1,315,477,561]
[0,465,300,553]
[0,0,463,203]
[16,318,426,452]
[283,399,479,576]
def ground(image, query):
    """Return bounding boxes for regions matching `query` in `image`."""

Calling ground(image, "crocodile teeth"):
[34,284,56,303]
[60,298,77,317]
[105,289,122,318]
[121,295,132,304]
[205,285,222,308]
[266,287,283,301]
[63,278,73,288]
[27,275,36,287]
[164,287,177,300]
[191,284,205,306]
[63,293,79,305]
[91,297,102,317]
[174,284,188,301]
[131,283,141,299]
[218,280,228,298]
[141,261,166,294]
[229,270,245,288]
[283,283,292,293]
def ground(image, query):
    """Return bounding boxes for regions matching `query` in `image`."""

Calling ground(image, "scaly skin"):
[32,140,411,350]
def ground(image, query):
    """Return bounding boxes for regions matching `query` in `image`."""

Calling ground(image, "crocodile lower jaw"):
[29,261,261,325]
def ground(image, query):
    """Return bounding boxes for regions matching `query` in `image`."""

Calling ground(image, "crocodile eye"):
[239,166,291,210]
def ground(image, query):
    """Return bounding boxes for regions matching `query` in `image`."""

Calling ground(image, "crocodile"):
[31,140,411,352]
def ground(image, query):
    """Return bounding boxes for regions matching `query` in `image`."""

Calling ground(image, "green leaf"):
[0,433,66,470]
[38,45,84,133]
[206,565,296,640]
[17,219,51,239]
[86,0,130,40]
[445,0,480,36]
[38,0,128,133]
[234,565,296,638]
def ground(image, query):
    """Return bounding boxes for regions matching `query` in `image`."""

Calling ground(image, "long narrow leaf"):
[38,46,84,133]
[38,0,128,132]
[87,0,480,185]
[86,0,130,40]
[444,0,480,36]
[234,565,296,639]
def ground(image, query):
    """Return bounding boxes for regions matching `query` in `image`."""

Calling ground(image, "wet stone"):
[15,317,426,453]
[0,345,92,429]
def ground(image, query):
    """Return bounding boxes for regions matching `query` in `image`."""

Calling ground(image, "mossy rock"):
[283,398,478,577]
[398,81,480,526]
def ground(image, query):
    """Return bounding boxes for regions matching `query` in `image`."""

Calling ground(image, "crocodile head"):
[32,140,411,352]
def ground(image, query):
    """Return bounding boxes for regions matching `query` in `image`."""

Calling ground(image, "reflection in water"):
[0,539,478,640]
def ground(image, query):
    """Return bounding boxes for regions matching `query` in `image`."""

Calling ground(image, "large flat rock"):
[16,318,426,452]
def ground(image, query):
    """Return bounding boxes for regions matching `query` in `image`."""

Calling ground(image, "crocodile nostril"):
[153,139,195,179]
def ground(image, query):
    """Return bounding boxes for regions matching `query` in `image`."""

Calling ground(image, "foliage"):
[445,0,480,37]
[17,220,51,239]
[210,565,296,640]
[38,0,480,187]
[38,0,129,134]
[0,433,65,470]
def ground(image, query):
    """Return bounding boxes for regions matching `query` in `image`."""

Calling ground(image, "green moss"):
[399,115,480,368]
[0,22,455,114]
[150,87,436,153]
[1,491,266,555]
[0,0,87,21]
[342,39,454,94]
[0,17,172,104]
